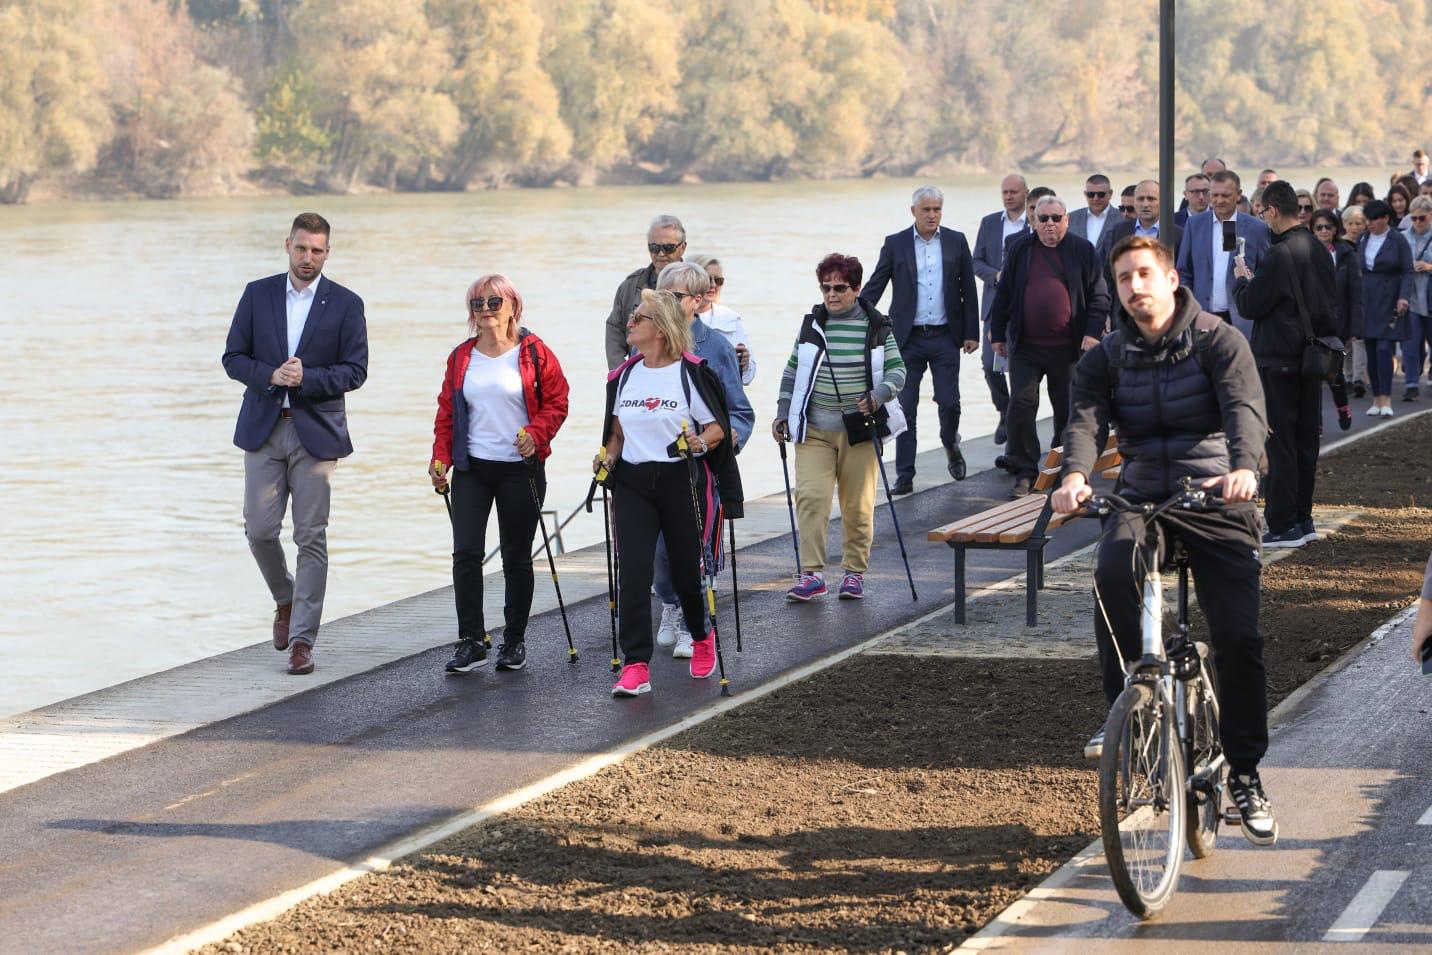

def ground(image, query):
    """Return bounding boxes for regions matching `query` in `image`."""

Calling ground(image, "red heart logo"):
[644,397,660,411]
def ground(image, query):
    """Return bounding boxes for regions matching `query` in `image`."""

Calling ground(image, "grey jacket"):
[604,263,658,369]
[1402,226,1432,316]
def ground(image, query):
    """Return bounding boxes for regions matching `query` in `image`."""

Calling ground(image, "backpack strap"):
[528,339,543,406]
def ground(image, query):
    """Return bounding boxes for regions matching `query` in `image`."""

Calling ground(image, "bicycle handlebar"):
[1077,478,1228,521]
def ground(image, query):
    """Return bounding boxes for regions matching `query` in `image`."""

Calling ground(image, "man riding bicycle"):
[1051,235,1278,846]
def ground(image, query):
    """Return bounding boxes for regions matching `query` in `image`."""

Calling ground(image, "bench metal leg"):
[954,547,967,625]
[1025,548,1039,627]
[1036,550,1046,590]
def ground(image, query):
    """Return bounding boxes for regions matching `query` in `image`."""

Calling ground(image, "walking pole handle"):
[432,459,449,496]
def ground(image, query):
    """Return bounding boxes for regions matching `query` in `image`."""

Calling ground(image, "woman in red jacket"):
[430,274,570,673]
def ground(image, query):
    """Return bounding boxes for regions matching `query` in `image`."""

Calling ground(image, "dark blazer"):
[1330,239,1364,340]
[989,232,1110,355]
[1355,230,1414,341]
[972,210,1029,321]
[222,272,369,459]
[1176,211,1273,328]
[1067,207,1115,249]
[1232,225,1338,369]
[863,225,980,347]
[1097,219,1184,288]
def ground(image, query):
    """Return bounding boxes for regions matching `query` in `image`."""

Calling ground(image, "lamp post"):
[1159,0,1175,232]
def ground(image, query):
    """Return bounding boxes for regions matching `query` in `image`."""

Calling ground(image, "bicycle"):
[1079,481,1230,919]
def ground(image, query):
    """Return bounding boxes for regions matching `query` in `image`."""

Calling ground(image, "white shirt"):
[1084,208,1109,245]
[616,360,714,465]
[1001,211,1027,246]
[912,226,947,326]
[1210,212,1236,312]
[1134,220,1161,239]
[1365,231,1388,270]
[283,274,317,408]
[702,303,757,385]
[462,346,529,462]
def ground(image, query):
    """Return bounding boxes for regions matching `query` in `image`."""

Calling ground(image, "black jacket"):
[1330,239,1364,340]
[1061,288,1268,501]
[990,232,1110,353]
[1232,224,1338,371]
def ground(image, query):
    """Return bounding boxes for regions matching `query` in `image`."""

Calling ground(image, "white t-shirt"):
[702,303,757,384]
[616,360,714,464]
[1365,231,1388,271]
[462,346,529,462]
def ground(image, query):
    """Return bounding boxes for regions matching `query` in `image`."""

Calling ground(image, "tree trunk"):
[0,174,33,204]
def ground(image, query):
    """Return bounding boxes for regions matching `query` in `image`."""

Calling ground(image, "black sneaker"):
[495,641,526,671]
[1228,771,1278,846]
[1404,388,1420,402]
[444,639,487,673]
[1261,527,1304,549]
[1352,381,1366,398]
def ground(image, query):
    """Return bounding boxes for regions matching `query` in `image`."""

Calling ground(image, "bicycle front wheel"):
[1099,681,1187,919]
[1185,642,1223,859]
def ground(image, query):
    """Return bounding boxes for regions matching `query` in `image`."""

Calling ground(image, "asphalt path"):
[0,459,1102,955]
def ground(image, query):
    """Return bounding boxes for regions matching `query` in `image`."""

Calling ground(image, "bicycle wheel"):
[1099,680,1186,919]
[1184,642,1223,859]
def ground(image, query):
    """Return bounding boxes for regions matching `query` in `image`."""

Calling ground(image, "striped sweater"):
[777,304,906,433]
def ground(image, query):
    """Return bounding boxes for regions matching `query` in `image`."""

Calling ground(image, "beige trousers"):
[794,426,878,574]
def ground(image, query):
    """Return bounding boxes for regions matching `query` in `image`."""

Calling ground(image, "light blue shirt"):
[913,226,947,326]
[1134,220,1161,239]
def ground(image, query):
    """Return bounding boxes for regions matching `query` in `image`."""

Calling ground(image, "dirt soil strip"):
[205,415,1432,954]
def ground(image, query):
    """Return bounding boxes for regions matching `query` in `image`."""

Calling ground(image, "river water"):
[0,166,1384,716]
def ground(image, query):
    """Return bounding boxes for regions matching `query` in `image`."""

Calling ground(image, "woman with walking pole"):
[430,274,570,674]
[772,253,907,602]
[595,289,744,697]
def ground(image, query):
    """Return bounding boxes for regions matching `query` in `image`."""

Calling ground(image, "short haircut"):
[911,185,944,205]
[1262,181,1299,217]
[1201,157,1226,171]
[1028,185,1056,204]
[1210,169,1242,191]
[1314,177,1336,191]
[465,273,523,339]
[648,214,686,240]
[1363,199,1392,222]
[1121,184,1137,198]
[1340,205,1367,226]
[1085,173,1111,187]
[1250,187,1265,207]
[639,289,692,361]
[1415,148,1428,160]
[657,260,711,297]
[816,252,862,288]
[1110,234,1175,273]
[1309,208,1343,238]
[1260,168,1277,176]
[686,253,720,271]
[1409,195,1432,214]
[1034,195,1067,215]
[290,212,330,239]
[1184,173,1210,187]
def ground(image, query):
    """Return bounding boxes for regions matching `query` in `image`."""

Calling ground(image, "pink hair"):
[465,273,524,339]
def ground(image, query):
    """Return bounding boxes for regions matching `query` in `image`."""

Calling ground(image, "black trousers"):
[612,460,710,665]
[1007,344,1078,479]
[451,458,543,643]
[1259,370,1321,534]
[895,326,963,482]
[1094,504,1269,772]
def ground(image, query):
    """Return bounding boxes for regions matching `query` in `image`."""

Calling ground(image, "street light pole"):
[1159,0,1175,232]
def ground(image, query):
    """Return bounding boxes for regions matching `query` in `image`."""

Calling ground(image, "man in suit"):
[990,195,1111,497]
[864,185,980,492]
[1097,179,1183,302]
[605,214,686,369]
[972,174,1030,446]
[221,213,369,675]
[1067,174,1116,250]
[1174,173,1211,227]
[1178,170,1272,338]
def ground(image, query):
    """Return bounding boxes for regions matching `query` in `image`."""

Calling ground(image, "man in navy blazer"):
[1178,170,1271,337]
[971,174,1030,447]
[864,185,980,490]
[221,213,369,675]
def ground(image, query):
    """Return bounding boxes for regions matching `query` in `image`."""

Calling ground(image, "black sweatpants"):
[451,458,543,643]
[1007,343,1077,479]
[1093,503,1269,773]
[1260,369,1321,534]
[612,460,710,665]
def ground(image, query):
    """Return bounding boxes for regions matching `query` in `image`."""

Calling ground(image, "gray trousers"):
[244,419,336,646]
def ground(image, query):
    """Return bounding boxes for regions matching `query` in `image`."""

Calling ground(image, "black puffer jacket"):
[1231,223,1338,371]
[1061,288,1268,500]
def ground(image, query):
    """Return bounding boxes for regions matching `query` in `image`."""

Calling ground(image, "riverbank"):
[199,413,1432,953]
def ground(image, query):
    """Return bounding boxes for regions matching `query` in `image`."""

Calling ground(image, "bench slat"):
[999,508,1075,543]
[973,499,1052,543]
[928,494,1043,540]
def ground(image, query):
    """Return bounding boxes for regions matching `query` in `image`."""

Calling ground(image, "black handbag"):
[1288,260,1344,380]
[824,351,888,445]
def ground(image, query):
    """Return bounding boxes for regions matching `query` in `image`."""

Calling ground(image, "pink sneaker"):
[690,632,717,679]
[611,662,651,697]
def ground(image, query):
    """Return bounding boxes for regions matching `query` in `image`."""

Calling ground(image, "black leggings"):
[451,458,544,643]
[612,460,711,664]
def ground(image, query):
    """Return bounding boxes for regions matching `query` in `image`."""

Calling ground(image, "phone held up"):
[1222,219,1237,252]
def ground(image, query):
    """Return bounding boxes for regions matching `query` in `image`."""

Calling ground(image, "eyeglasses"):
[1187,188,1210,196]
[1084,190,1108,199]
[469,296,504,312]
[1119,204,1135,214]
[629,311,654,324]
[1312,223,1336,231]
[819,283,852,294]
[647,242,683,255]
[1037,213,1064,223]
[709,276,725,287]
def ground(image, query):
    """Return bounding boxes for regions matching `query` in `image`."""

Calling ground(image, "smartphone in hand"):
[1222,219,1238,252]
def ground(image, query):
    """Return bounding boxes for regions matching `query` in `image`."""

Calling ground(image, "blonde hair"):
[465,273,522,341]
[639,288,692,361]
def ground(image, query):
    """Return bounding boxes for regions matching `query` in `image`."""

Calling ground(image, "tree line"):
[3,0,1429,204]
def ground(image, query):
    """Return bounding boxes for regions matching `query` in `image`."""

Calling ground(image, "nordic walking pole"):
[586,449,621,673]
[518,429,577,662]
[865,415,918,601]
[777,434,803,576]
[727,520,743,652]
[433,459,454,524]
[678,422,730,696]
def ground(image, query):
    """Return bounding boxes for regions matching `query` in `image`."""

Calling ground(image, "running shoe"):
[1261,528,1305,549]
[445,639,487,673]
[838,572,865,599]
[1336,404,1353,431]
[1298,519,1320,544]
[785,573,827,602]
[1380,405,1395,417]
[1365,405,1381,416]
[495,641,526,671]
[690,632,716,679]
[673,625,694,659]
[1228,771,1279,845]
[656,603,681,647]
[611,662,651,697]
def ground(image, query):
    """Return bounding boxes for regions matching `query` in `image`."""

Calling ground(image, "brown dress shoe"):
[272,603,293,651]
[287,642,314,675]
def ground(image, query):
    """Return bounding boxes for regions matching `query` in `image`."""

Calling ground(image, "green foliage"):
[254,71,331,172]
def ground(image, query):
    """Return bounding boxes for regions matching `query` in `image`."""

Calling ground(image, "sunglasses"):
[669,290,693,301]
[469,296,504,312]
[1119,205,1135,213]
[1084,190,1108,199]
[1313,223,1336,231]
[1037,213,1064,223]
[709,275,725,287]
[629,310,654,324]
[647,242,683,255]
[1413,215,1431,223]
[1298,204,1314,212]
[819,283,852,294]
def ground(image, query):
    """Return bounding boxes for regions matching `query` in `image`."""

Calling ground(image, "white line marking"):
[1322,870,1410,943]
[1418,804,1432,826]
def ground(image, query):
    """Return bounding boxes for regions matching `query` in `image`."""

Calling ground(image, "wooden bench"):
[928,438,1122,627]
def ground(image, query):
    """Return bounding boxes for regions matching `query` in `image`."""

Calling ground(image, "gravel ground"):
[206,413,1432,955]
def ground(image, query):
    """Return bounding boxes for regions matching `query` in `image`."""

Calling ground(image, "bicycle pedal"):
[1222,806,1243,825]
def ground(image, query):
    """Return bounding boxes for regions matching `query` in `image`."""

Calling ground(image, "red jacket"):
[432,330,570,469]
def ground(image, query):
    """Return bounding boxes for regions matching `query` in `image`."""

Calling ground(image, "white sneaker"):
[1380,405,1394,417]
[1365,405,1381,416]
[672,615,694,658]
[656,603,680,647]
